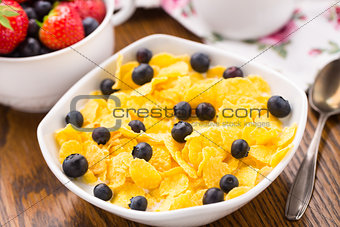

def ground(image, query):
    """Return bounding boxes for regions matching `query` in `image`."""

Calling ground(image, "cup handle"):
[111,0,136,26]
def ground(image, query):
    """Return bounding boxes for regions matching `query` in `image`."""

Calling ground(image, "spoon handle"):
[285,114,328,220]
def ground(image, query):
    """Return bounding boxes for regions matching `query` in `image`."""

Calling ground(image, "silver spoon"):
[285,59,340,220]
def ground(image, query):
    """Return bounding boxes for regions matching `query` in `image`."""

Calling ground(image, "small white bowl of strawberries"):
[0,0,135,112]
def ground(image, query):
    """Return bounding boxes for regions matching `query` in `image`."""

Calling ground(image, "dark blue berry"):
[100,79,118,95]
[174,101,192,120]
[92,127,111,145]
[223,67,244,79]
[136,48,152,64]
[220,174,239,193]
[171,121,193,143]
[94,183,113,201]
[196,102,215,121]
[62,154,88,178]
[19,38,41,57]
[40,45,52,55]
[24,7,37,19]
[34,1,52,18]
[190,52,210,73]
[267,96,291,118]
[132,142,152,161]
[203,188,224,205]
[82,17,99,36]
[231,139,249,159]
[65,110,84,128]
[132,64,154,85]
[128,120,146,133]
[27,19,40,38]
[5,49,20,57]
[129,196,148,211]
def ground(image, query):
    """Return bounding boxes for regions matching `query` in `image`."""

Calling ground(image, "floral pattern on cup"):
[309,41,340,57]
[326,5,340,30]
[161,0,195,17]
[242,9,306,58]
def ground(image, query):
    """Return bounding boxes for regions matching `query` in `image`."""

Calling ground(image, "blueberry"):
[220,174,239,193]
[203,187,224,205]
[82,17,99,36]
[171,121,193,143]
[24,7,37,19]
[27,19,40,38]
[34,1,52,18]
[5,49,20,57]
[190,52,210,73]
[92,127,111,145]
[174,101,192,120]
[65,110,84,128]
[223,66,243,79]
[40,45,52,55]
[94,183,113,201]
[196,102,216,121]
[267,96,291,118]
[128,120,146,133]
[132,142,153,161]
[100,79,118,95]
[19,38,41,57]
[231,139,249,159]
[129,196,148,211]
[132,64,154,85]
[136,48,152,64]
[62,154,88,178]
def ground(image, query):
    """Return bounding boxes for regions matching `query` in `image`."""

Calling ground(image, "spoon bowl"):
[309,58,340,114]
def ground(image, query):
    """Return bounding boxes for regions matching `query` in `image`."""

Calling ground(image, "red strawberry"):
[39,3,85,50]
[0,0,28,54]
[68,0,106,23]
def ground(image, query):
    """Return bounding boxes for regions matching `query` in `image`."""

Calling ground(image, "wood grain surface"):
[0,8,339,227]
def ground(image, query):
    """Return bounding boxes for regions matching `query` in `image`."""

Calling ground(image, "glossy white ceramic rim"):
[37,34,308,222]
[0,0,114,62]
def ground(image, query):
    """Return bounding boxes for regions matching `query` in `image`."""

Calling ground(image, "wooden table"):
[0,8,339,227]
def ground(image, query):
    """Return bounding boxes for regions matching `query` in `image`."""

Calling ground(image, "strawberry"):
[68,0,106,23]
[39,3,85,50]
[0,0,28,54]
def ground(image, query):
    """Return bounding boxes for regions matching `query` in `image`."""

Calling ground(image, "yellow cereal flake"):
[203,157,231,188]
[191,189,206,206]
[255,166,273,184]
[249,145,276,166]
[130,159,162,189]
[278,124,297,148]
[107,152,133,188]
[112,183,145,208]
[270,144,294,167]
[149,146,172,172]
[170,190,193,210]
[55,124,82,146]
[225,186,251,200]
[84,144,108,175]
[206,65,226,78]
[82,170,98,184]
[235,165,258,187]
[59,140,83,163]
[164,135,197,178]
[159,173,189,196]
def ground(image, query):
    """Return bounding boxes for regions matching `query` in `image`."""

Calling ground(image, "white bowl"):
[37,34,308,227]
[0,0,136,113]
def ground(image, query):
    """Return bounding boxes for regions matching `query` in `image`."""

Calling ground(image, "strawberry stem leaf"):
[0,15,13,30]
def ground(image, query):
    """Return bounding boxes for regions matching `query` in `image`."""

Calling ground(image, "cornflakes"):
[55,51,297,212]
